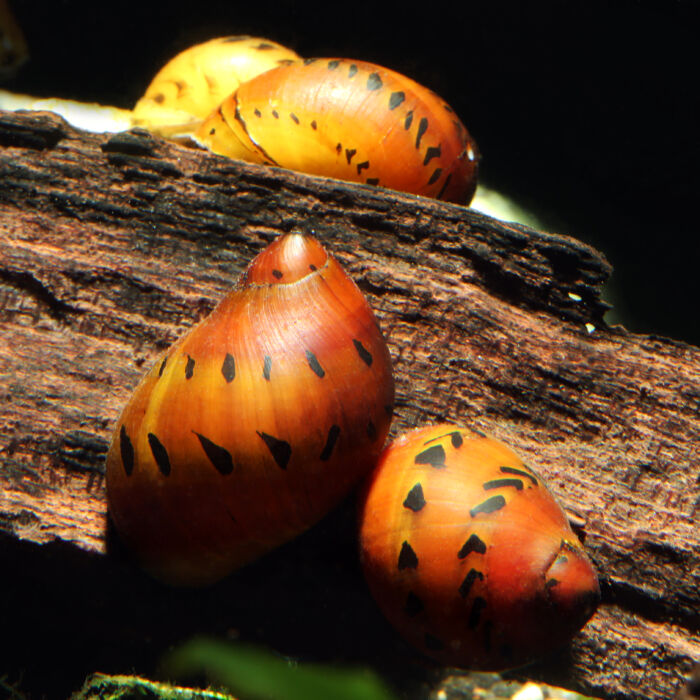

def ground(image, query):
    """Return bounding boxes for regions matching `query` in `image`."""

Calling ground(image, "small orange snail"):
[195,58,479,204]
[131,36,301,134]
[358,424,600,669]
[106,233,394,586]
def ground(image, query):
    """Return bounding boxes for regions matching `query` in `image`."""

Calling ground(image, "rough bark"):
[0,110,698,700]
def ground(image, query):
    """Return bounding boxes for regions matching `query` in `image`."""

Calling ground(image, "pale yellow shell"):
[131,35,300,135]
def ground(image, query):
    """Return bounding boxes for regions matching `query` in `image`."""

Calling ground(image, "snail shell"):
[106,233,394,586]
[131,35,300,133]
[195,58,479,204]
[358,424,600,669]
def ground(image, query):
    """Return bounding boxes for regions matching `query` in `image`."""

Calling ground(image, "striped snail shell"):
[106,233,394,586]
[131,35,300,134]
[195,58,479,204]
[358,424,600,669]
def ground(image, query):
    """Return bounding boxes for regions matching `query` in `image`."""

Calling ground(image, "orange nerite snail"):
[195,58,479,204]
[106,233,394,586]
[358,424,600,669]
[132,36,301,133]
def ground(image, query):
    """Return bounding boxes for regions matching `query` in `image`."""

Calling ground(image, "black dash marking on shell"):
[320,424,341,461]
[367,420,377,440]
[306,350,325,378]
[437,172,452,199]
[309,264,317,271]
[336,142,342,154]
[272,268,283,279]
[366,177,379,186]
[154,93,165,105]
[254,108,262,118]
[290,113,300,124]
[443,103,454,113]
[195,432,234,475]
[403,483,426,512]
[345,148,357,164]
[415,117,428,149]
[483,477,524,491]
[221,353,236,383]
[404,110,414,130]
[427,167,443,185]
[158,357,167,377]
[185,355,195,379]
[398,541,418,570]
[423,145,442,165]
[469,596,487,628]
[119,425,135,476]
[356,160,370,174]
[404,591,424,617]
[414,444,446,468]
[209,127,216,135]
[255,42,275,50]
[148,433,171,476]
[367,72,382,90]
[500,465,538,485]
[257,431,291,470]
[263,355,272,381]
[458,534,487,558]
[328,59,340,70]
[311,120,317,130]
[303,57,318,65]
[352,339,373,366]
[459,568,484,598]
[348,63,358,78]
[424,633,445,651]
[389,91,405,110]
[272,110,279,119]
[545,578,560,590]
[423,430,463,448]
[470,495,506,517]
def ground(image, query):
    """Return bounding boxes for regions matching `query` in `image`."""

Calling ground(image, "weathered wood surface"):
[0,110,698,699]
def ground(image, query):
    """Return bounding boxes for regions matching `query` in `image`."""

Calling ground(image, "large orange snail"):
[358,424,600,669]
[194,58,479,204]
[131,36,301,134]
[106,233,394,586]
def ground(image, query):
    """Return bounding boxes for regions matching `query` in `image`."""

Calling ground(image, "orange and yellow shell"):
[195,58,479,204]
[358,424,600,669]
[131,35,301,133]
[106,233,394,586]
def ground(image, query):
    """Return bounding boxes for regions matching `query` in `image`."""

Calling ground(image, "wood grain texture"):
[0,110,698,700]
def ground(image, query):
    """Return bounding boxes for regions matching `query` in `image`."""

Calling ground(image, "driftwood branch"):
[0,110,698,700]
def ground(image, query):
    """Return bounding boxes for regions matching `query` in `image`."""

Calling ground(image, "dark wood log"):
[0,109,698,700]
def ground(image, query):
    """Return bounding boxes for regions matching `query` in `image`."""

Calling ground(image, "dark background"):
[5,0,699,346]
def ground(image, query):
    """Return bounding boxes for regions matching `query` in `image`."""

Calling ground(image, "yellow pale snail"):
[131,35,301,135]
[106,233,394,586]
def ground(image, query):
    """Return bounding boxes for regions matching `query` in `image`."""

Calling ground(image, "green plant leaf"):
[161,638,397,700]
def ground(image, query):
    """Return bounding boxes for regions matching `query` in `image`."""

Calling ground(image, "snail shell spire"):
[106,233,394,586]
